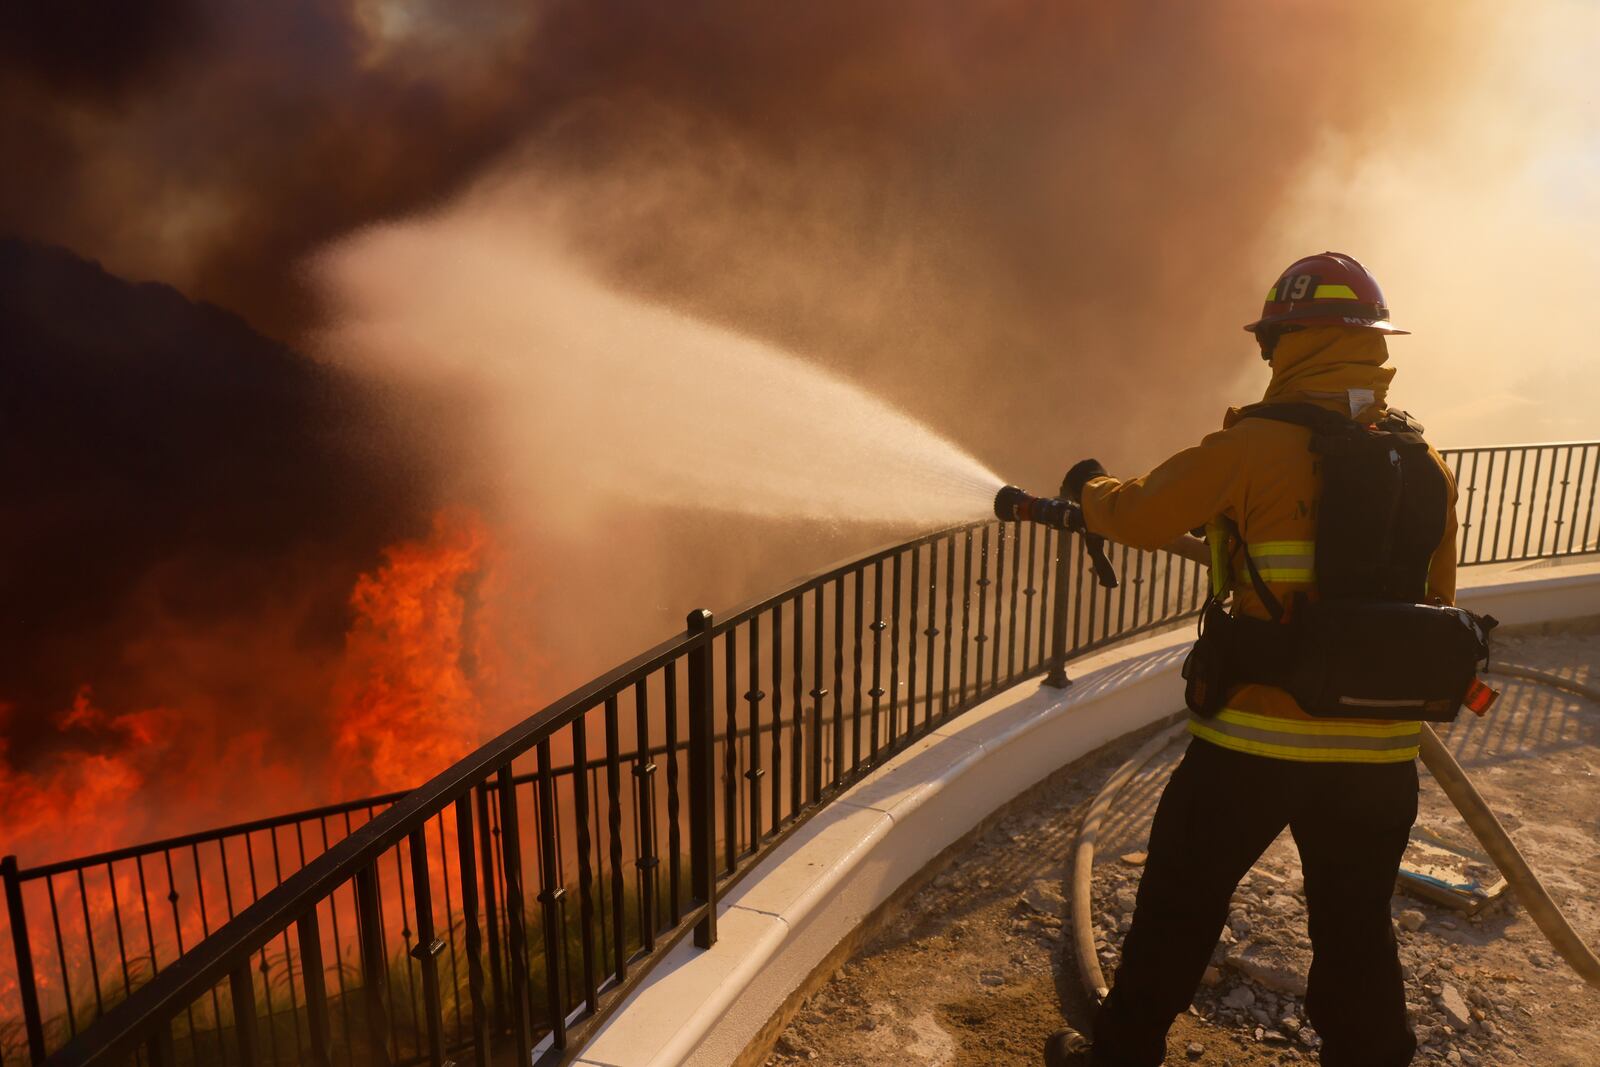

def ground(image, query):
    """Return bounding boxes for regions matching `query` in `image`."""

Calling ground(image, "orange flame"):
[0,508,521,1042]
[0,689,166,861]
[331,508,493,794]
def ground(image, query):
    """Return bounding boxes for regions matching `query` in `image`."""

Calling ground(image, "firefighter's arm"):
[1426,450,1460,606]
[1077,426,1250,551]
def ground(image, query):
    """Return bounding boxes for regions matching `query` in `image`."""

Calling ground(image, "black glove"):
[1023,496,1085,532]
[1063,501,1087,532]
[1061,459,1108,505]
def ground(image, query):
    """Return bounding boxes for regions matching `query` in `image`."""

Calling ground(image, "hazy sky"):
[5,2,1595,463]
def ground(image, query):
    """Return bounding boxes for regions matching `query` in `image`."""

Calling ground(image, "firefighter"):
[1045,252,1457,1067]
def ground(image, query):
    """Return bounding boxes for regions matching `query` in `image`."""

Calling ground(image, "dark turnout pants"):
[1092,737,1419,1067]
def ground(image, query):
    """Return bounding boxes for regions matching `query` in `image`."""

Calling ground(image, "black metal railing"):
[3,440,1596,1066]
[1443,441,1600,565]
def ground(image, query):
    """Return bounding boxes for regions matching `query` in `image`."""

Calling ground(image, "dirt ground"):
[765,620,1600,1066]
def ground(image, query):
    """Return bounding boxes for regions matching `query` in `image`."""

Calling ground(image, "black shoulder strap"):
[1236,401,1356,436]
[1221,516,1285,623]
[1377,409,1426,435]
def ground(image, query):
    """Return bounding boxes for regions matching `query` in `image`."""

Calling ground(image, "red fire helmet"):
[1243,251,1408,335]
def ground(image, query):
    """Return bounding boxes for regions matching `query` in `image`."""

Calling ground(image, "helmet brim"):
[1243,316,1409,336]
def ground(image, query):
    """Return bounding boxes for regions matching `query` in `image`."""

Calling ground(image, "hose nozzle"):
[993,484,1030,522]
[994,484,1075,530]
[993,484,1118,589]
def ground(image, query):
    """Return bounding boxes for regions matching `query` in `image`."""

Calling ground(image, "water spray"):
[993,484,1119,589]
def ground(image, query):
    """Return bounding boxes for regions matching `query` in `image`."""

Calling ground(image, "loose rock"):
[775,1034,815,1059]
[1438,984,1472,1032]
[1021,879,1065,915]
[1225,941,1310,997]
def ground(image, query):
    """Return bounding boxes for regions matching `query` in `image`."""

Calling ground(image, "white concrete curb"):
[574,559,1600,1067]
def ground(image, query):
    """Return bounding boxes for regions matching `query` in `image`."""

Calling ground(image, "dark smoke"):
[2,1,1476,385]
[0,2,1514,834]
[0,1,203,101]
[0,238,439,766]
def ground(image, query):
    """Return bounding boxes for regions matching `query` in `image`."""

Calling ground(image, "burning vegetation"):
[0,240,502,867]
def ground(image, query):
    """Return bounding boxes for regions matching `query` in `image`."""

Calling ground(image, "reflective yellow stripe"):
[1206,520,1230,597]
[1266,284,1357,303]
[1250,566,1315,582]
[1235,540,1315,584]
[1190,722,1420,763]
[1190,708,1421,764]
[1212,707,1420,738]
[1249,540,1314,556]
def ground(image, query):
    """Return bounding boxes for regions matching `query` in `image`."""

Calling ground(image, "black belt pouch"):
[1287,601,1494,722]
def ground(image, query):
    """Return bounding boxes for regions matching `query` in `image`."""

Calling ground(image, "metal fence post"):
[686,609,718,949]
[353,863,394,1067]
[1043,530,1074,689]
[3,855,47,1064]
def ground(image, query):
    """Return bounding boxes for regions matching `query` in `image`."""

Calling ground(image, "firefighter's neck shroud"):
[1261,325,1395,421]
[1183,403,1496,723]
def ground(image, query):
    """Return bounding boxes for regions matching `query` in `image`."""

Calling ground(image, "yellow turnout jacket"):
[1079,326,1458,763]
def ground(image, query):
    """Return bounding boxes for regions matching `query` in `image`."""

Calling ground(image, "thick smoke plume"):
[0,240,474,859]
[3,2,1596,859]
[7,4,1591,452]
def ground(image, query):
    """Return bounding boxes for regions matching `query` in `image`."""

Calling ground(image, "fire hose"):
[994,486,1600,993]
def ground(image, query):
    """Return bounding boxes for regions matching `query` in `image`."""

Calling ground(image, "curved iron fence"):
[4,441,1597,1067]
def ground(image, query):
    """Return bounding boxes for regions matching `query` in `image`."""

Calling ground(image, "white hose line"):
[1485,661,1600,705]
[1070,720,1189,1004]
[1420,662,1600,991]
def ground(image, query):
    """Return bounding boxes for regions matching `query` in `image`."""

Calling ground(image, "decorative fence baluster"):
[771,607,784,831]
[406,828,446,1067]
[228,962,260,1067]
[2,856,46,1062]
[811,586,826,802]
[959,532,974,707]
[353,863,394,1067]
[632,683,659,953]
[906,548,920,739]
[665,662,683,926]
[942,536,957,717]
[988,523,1004,692]
[295,905,332,1067]
[869,561,886,763]
[494,768,533,1062]
[791,595,805,818]
[452,793,491,1067]
[925,542,939,728]
[746,617,766,846]
[534,740,568,1050]
[603,698,627,984]
[833,577,846,786]
[722,629,739,873]
[890,553,903,747]
[1006,521,1022,684]
[687,609,718,950]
